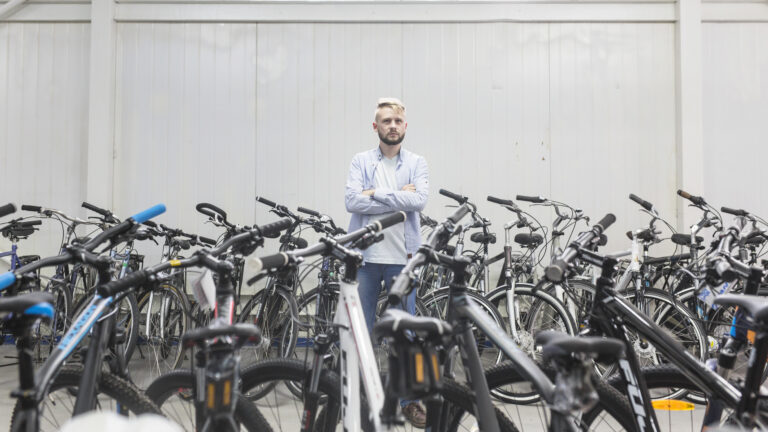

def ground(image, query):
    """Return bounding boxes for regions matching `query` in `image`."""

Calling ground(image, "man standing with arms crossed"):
[345,98,429,427]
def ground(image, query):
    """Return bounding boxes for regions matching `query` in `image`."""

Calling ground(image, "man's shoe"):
[402,402,427,429]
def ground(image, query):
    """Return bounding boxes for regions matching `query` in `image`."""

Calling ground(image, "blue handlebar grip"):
[24,303,54,320]
[131,204,167,224]
[0,272,16,291]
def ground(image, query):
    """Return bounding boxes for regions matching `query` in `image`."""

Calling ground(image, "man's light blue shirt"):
[345,146,429,259]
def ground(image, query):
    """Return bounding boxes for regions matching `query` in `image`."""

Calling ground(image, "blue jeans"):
[357,262,416,334]
[357,262,418,408]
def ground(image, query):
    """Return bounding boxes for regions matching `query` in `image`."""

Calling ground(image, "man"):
[344,97,429,428]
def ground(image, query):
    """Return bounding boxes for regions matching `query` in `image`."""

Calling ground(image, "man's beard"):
[379,129,405,146]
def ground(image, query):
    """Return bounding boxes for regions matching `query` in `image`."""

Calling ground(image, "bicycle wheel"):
[29,278,73,364]
[420,287,505,374]
[237,288,297,400]
[479,361,637,432]
[559,282,708,378]
[238,358,519,432]
[131,283,190,389]
[583,364,768,431]
[71,291,140,362]
[144,369,273,431]
[484,283,577,404]
[9,365,160,432]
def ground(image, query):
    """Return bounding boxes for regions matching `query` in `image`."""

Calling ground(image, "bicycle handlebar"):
[388,205,472,305]
[516,195,546,204]
[629,194,654,212]
[721,207,748,217]
[544,213,616,282]
[677,189,707,206]
[487,195,515,207]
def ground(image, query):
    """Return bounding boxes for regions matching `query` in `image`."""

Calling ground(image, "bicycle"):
[2,204,167,432]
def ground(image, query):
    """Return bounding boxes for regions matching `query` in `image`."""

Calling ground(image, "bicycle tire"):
[238,358,519,432]
[71,290,140,363]
[144,369,272,431]
[10,365,160,432]
[482,361,637,432]
[132,283,191,389]
[484,283,578,404]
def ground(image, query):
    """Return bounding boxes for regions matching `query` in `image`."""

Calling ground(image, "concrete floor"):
[0,343,709,431]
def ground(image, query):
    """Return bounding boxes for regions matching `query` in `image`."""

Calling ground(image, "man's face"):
[374,107,407,146]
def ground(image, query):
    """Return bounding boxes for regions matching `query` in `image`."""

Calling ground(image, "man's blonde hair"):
[375,97,406,120]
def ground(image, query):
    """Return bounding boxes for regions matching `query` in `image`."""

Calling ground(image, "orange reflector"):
[223,380,231,406]
[207,383,215,409]
[170,259,182,267]
[748,330,756,344]
[431,354,440,381]
[415,352,424,383]
[651,399,695,411]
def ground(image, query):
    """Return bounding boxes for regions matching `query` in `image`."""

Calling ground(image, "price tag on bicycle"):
[191,269,216,310]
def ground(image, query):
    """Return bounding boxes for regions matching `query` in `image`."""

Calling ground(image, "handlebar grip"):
[251,253,290,273]
[255,196,278,208]
[677,189,707,206]
[131,204,166,224]
[544,259,568,283]
[596,213,617,232]
[721,207,748,217]
[516,195,545,204]
[388,273,413,306]
[19,220,42,227]
[487,196,515,207]
[195,202,228,219]
[628,194,653,211]
[256,217,293,238]
[142,220,158,228]
[374,212,406,232]
[198,236,217,246]
[82,201,111,217]
[0,204,16,218]
[0,272,17,291]
[439,188,467,203]
[447,204,471,224]
[21,205,42,214]
[297,206,321,217]
[97,269,148,298]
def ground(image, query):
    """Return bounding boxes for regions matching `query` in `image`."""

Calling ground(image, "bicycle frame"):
[0,244,21,270]
[585,254,747,432]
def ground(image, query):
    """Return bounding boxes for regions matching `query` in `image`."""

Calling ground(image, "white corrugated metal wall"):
[0,23,90,262]
[0,1,766,272]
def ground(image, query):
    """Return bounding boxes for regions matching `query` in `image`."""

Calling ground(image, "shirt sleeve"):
[372,156,429,212]
[345,154,396,215]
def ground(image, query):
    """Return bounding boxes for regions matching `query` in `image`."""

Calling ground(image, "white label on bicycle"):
[192,269,216,310]
[697,281,731,309]
[629,237,641,272]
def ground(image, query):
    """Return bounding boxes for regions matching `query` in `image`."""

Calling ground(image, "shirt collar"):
[374,146,405,167]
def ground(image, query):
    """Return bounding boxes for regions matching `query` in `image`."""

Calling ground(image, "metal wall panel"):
[703,23,768,222]
[0,23,90,267]
[114,22,676,271]
[114,23,259,255]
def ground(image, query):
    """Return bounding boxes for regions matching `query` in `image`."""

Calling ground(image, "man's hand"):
[401,184,416,192]
[362,189,375,197]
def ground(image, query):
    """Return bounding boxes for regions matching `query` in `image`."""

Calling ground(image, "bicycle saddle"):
[514,233,543,248]
[374,309,452,340]
[713,294,768,323]
[671,233,704,247]
[0,292,54,319]
[470,232,496,245]
[535,331,625,362]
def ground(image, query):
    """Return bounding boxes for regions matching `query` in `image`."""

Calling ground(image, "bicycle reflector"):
[651,399,695,411]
